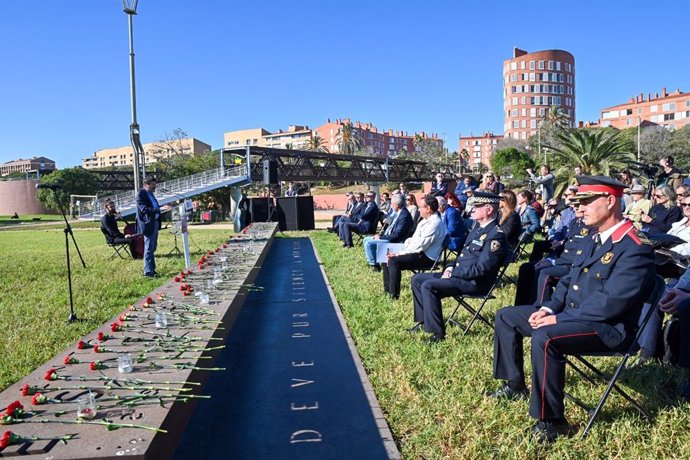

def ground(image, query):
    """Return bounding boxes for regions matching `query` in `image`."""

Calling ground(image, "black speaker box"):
[249,198,270,223]
[276,196,315,231]
[263,159,278,185]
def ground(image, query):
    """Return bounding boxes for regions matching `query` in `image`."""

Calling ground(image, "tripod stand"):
[167,232,183,256]
[52,188,86,323]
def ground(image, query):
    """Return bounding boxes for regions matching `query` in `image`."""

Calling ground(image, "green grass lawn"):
[310,231,690,459]
[0,214,63,227]
[0,225,231,391]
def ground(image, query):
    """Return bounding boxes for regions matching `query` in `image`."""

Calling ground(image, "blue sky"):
[1,0,688,168]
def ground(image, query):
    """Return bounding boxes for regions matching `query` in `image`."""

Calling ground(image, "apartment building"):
[0,156,56,176]
[599,87,690,130]
[458,133,502,171]
[82,138,211,169]
[503,47,576,140]
[223,126,311,150]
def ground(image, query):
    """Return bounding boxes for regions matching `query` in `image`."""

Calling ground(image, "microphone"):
[36,183,62,190]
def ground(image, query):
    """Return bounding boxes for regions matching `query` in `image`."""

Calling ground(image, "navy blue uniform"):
[411,220,508,334]
[493,220,655,421]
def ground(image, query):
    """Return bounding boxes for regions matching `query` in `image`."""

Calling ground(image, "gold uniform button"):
[596,273,601,278]
[583,268,588,272]
[573,285,579,291]
[570,302,575,307]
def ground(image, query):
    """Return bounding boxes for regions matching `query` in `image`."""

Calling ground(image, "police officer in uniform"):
[488,176,655,442]
[514,194,593,306]
[409,191,508,343]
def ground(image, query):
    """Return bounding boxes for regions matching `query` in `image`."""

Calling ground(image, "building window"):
[521,97,526,104]
[511,62,517,70]
[548,61,554,70]
[512,109,518,116]
[538,61,544,70]
[513,121,519,128]
[521,108,527,116]
[556,61,561,71]
[529,61,535,70]
[512,97,518,105]
[651,105,658,112]
[664,113,675,121]
[662,103,676,111]
[529,73,535,81]
[520,61,526,70]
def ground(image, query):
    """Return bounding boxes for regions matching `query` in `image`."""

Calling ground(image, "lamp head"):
[122,0,139,14]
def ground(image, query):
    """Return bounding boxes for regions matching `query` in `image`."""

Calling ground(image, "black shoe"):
[532,419,569,443]
[144,273,155,278]
[427,333,446,344]
[387,293,399,300]
[486,383,528,400]
[327,227,335,233]
[372,264,382,272]
[628,355,657,368]
[406,322,423,333]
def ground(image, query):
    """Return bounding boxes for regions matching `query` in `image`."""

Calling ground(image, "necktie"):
[385,212,399,236]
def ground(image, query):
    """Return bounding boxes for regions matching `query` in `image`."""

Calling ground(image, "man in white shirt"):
[382,196,446,299]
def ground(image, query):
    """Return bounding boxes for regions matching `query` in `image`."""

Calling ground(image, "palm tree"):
[304,134,330,153]
[545,128,635,195]
[335,122,363,154]
[542,105,571,129]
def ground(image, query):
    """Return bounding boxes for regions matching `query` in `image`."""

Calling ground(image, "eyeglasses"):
[406,198,413,201]
[681,203,690,208]
[654,194,666,198]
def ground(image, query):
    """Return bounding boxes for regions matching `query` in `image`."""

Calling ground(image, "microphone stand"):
[52,188,86,323]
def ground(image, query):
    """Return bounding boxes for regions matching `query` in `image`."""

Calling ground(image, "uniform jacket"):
[381,207,413,243]
[450,219,508,294]
[545,220,656,348]
[136,188,161,237]
[554,218,592,267]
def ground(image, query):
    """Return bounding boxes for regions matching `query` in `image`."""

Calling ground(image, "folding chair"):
[411,236,448,275]
[353,225,378,246]
[444,244,514,335]
[101,227,132,261]
[563,274,665,437]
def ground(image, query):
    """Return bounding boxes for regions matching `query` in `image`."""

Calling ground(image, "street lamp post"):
[637,116,642,163]
[123,0,144,194]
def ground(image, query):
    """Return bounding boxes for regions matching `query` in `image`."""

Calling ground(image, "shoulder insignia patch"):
[491,240,502,252]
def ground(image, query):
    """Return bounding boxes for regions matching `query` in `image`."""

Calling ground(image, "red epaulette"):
[611,219,637,244]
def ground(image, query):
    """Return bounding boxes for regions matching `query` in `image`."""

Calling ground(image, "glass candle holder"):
[77,392,96,419]
[200,293,210,304]
[118,354,133,373]
[154,311,168,329]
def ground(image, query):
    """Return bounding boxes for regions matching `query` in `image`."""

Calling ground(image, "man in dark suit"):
[136,176,171,277]
[430,173,448,197]
[488,176,655,443]
[409,191,508,343]
[340,192,380,248]
[336,192,366,240]
[363,194,413,270]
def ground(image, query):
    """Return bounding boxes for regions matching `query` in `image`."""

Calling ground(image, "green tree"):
[304,135,330,153]
[491,147,535,181]
[545,128,635,196]
[336,122,363,154]
[639,126,673,163]
[36,167,100,211]
[670,125,690,171]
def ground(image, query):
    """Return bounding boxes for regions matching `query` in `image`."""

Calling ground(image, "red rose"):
[89,361,105,371]
[44,369,57,381]
[222,243,228,249]
[183,291,190,296]
[215,247,220,253]
[5,401,23,417]
[146,297,153,304]
[31,393,47,405]
[1,430,10,448]
[180,270,185,276]
[174,276,180,282]
[185,269,191,275]
[97,332,104,341]
[111,322,123,332]
[21,384,36,396]
[93,345,102,353]
[77,340,90,350]
[64,356,79,365]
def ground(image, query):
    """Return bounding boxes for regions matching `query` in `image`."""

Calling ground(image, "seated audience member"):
[408,192,508,342]
[406,194,420,229]
[339,192,379,248]
[336,192,366,237]
[382,196,446,299]
[531,192,545,218]
[479,172,498,193]
[495,175,506,193]
[623,184,652,228]
[529,186,578,262]
[517,189,541,241]
[363,194,413,271]
[11,212,19,219]
[456,175,477,209]
[640,185,682,236]
[430,173,448,197]
[667,193,690,257]
[658,268,690,399]
[328,192,356,232]
[379,192,391,214]
[513,201,590,306]
[488,176,655,443]
[443,192,468,251]
[398,182,408,199]
[657,155,683,191]
[101,199,136,255]
[498,190,521,249]
[676,185,690,204]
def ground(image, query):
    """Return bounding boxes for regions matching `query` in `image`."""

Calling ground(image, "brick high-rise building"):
[503,47,575,140]
[599,87,690,130]
[458,132,502,172]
